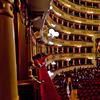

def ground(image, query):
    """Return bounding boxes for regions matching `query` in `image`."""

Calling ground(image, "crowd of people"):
[52,67,100,100]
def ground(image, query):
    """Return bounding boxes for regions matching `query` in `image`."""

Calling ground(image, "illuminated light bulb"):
[87,11,94,14]
[49,6,53,10]
[66,58,71,61]
[49,28,54,34]
[51,24,56,27]
[66,4,71,8]
[48,71,54,77]
[51,61,56,65]
[48,41,54,45]
[54,32,59,37]
[57,44,62,47]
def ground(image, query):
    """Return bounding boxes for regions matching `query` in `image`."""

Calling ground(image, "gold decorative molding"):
[52,39,94,46]
[95,34,100,39]
[52,4,100,25]
[53,65,95,75]
[79,0,100,3]
[47,16,96,35]
[0,1,13,17]
[47,53,95,61]
[96,53,100,58]
[60,0,100,14]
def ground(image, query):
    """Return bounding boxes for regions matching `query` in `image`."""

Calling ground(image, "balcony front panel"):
[51,38,94,47]
[47,53,95,61]
[68,0,100,7]
[47,16,96,35]
[83,0,100,3]
[53,64,95,76]
[51,5,100,25]
[95,34,100,39]
[96,53,100,58]
[59,0,100,14]
[53,0,100,20]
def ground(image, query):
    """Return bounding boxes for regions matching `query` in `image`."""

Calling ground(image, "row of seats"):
[52,67,100,100]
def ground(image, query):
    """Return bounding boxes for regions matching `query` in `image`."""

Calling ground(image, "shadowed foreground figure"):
[32,53,61,100]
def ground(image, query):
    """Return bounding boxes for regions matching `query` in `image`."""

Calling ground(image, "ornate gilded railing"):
[52,4,100,25]
[51,39,94,46]
[96,53,100,58]
[53,65,95,75]
[47,53,95,61]
[95,34,100,39]
[47,16,96,35]
[60,0,100,14]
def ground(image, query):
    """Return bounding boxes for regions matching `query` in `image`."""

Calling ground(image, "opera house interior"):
[1,0,100,100]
